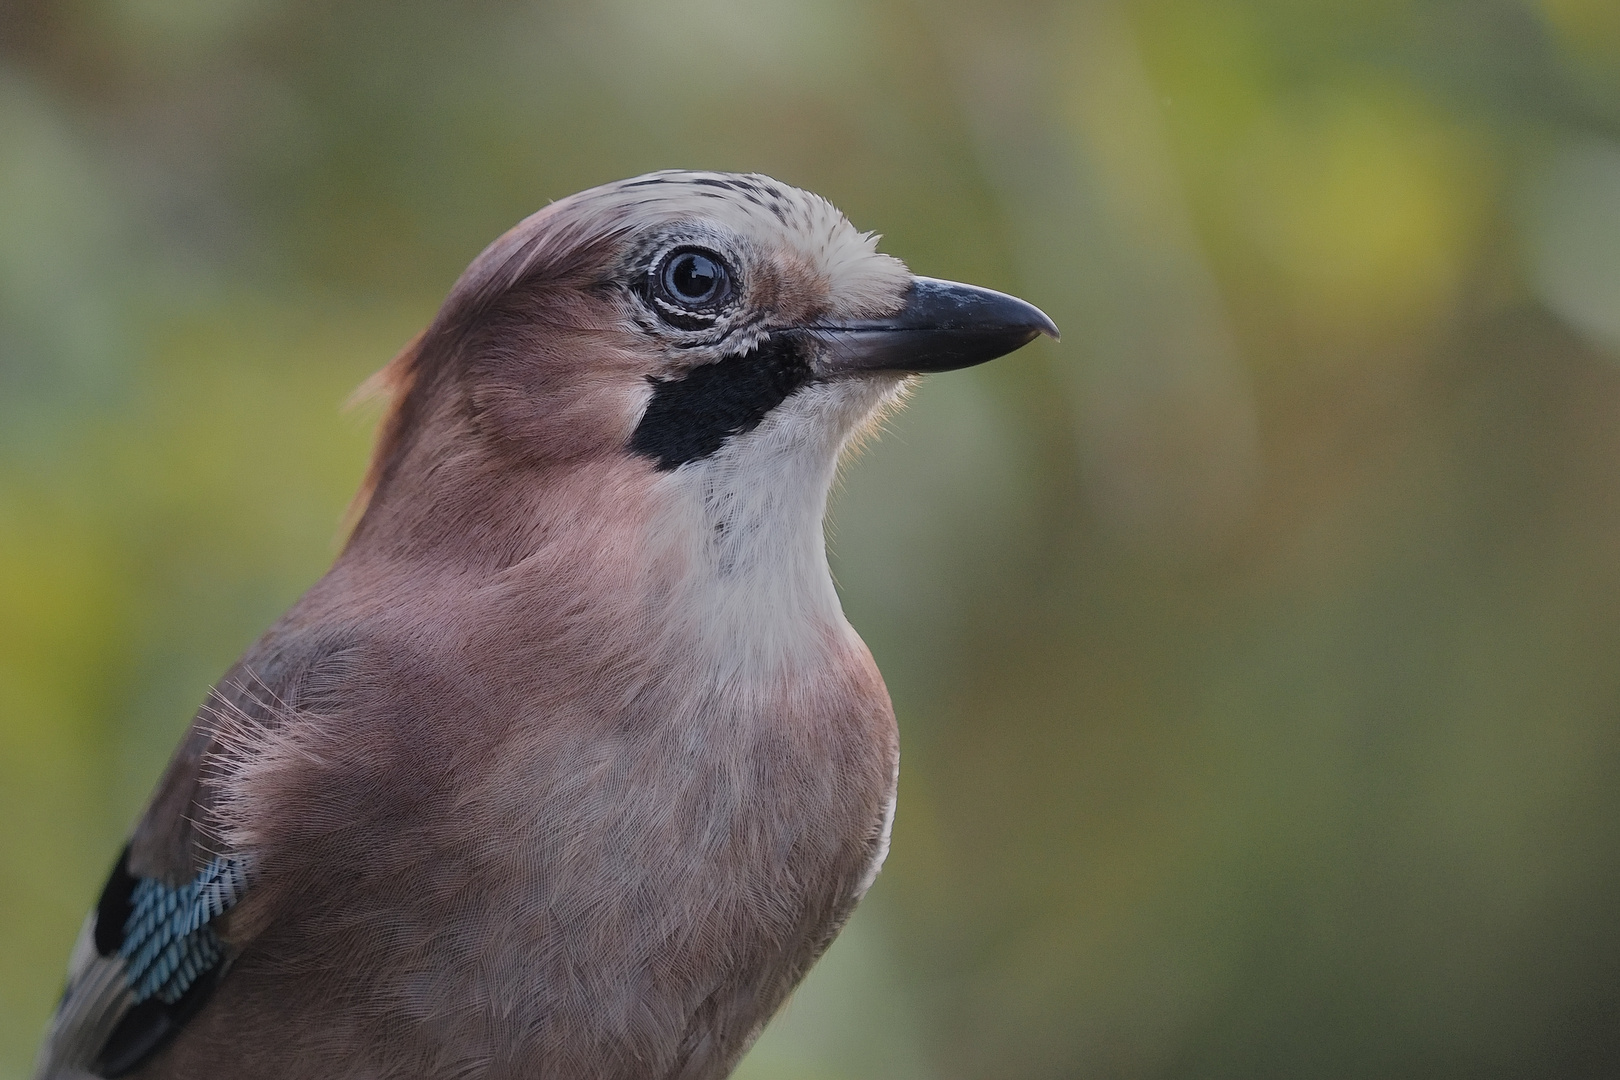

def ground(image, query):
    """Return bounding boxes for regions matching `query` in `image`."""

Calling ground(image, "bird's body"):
[34,172,1054,1080]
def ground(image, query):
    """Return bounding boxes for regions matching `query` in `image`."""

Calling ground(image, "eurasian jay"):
[34,171,1056,1080]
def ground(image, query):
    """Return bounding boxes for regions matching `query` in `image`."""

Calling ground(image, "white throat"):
[649,378,905,682]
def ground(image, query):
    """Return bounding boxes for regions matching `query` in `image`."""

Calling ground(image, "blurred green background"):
[4,0,1620,1076]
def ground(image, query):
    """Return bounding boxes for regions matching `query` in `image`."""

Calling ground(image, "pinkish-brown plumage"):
[35,171,1054,1080]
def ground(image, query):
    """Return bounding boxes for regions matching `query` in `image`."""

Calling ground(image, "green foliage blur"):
[4,0,1620,1076]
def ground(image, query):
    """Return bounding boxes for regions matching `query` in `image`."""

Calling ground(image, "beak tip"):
[1027,303,1060,343]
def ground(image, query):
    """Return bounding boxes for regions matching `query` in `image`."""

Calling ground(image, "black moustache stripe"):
[629,335,813,470]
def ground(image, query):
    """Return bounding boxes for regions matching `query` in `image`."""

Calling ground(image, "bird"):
[33,170,1057,1080]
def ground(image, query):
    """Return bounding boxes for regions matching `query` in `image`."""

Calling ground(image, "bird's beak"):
[799,276,1059,376]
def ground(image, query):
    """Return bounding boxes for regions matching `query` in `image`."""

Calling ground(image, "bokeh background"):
[4,0,1620,1076]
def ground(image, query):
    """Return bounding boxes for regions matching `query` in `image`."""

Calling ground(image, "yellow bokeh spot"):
[1539,0,1620,56]
[1233,83,1488,339]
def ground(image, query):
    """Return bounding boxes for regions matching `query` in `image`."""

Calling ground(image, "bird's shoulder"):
[33,627,363,1080]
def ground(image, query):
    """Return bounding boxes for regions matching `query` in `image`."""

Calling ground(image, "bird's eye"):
[655,248,731,310]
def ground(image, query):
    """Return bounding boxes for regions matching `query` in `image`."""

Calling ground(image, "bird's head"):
[347,171,1055,564]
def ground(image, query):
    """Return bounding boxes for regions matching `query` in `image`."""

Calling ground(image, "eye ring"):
[651,247,733,313]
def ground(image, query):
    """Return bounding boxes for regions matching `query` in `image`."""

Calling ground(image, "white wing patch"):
[854,754,899,900]
[33,917,134,1080]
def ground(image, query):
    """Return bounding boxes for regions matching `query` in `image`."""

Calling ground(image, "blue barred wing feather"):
[120,856,248,1004]
[34,847,251,1079]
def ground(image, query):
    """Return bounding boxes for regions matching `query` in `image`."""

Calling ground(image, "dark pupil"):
[667,253,720,303]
